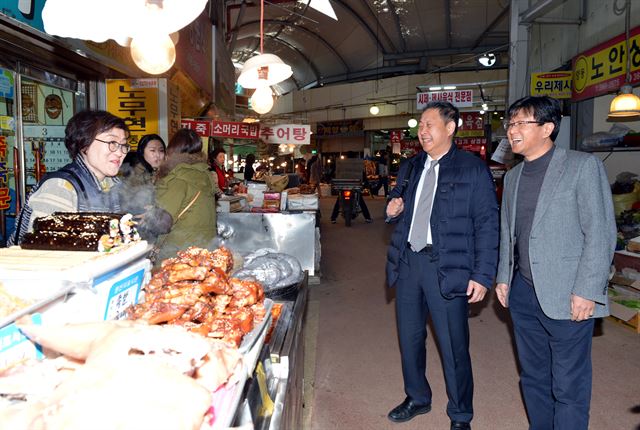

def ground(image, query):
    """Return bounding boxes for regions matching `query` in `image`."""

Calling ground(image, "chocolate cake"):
[21,212,140,252]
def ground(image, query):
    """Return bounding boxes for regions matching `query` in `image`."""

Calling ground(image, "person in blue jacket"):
[385,101,499,430]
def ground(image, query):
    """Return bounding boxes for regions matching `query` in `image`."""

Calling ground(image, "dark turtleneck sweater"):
[515,145,556,286]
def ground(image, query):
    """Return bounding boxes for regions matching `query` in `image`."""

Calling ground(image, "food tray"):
[238,298,273,354]
[0,241,152,283]
[0,285,73,329]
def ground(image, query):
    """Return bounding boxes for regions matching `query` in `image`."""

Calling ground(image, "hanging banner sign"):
[260,124,310,145]
[457,112,485,138]
[389,130,404,145]
[0,135,10,210]
[531,72,573,98]
[181,119,213,137]
[212,121,260,139]
[571,26,640,101]
[400,139,421,157]
[417,90,473,110]
[106,79,159,149]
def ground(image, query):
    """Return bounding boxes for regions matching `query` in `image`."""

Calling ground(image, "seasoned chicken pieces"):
[126,246,266,348]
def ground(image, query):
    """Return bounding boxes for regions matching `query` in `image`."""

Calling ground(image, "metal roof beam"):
[444,0,451,48]
[230,19,350,72]
[301,62,508,89]
[519,0,568,25]
[383,44,509,61]
[473,5,510,49]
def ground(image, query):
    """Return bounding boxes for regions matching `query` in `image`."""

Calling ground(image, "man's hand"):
[570,294,595,322]
[495,283,509,307]
[467,280,488,303]
[386,197,404,218]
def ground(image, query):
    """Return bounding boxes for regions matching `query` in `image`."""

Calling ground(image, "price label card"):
[103,269,145,320]
[0,313,43,369]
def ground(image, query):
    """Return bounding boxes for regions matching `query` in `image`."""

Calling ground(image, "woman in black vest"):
[10,110,170,245]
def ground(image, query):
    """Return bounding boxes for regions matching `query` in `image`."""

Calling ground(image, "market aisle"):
[303,196,640,430]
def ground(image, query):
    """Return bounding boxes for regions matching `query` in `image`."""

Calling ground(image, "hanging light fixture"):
[237,0,292,89]
[478,53,497,67]
[130,33,176,74]
[408,118,417,128]
[42,0,207,75]
[608,0,640,119]
[370,105,380,115]
[250,86,274,115]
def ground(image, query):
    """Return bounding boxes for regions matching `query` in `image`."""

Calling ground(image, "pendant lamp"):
[608,0,640,119]
[237,0,292,89]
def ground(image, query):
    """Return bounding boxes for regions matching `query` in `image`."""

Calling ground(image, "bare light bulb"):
[408,118,418,128]
[370,105,380,115]
[130,33,176,74]
[250,86,274,114]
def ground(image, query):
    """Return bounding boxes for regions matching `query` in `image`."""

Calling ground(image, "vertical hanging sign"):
[106,79,160,150]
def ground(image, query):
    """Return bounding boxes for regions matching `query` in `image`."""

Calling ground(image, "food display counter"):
[218,212,317,276]
[233,274,309,429]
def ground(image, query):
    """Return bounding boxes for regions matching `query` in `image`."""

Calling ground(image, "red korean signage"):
[457,113,485,138]
[0,135,9,210]
[456,138,488,160]
[572,26,640,101]
[400,139,421,157]
[389,130,404,145]
[181,119,213,137]
[212,121,260,139]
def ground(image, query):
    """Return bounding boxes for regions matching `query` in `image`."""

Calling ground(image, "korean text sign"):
[531,72,573,99]
[181,119,213,137]
[259,124,310,145]
[417,90,473,109]
[211,121,260,139]
[106,79,159,150]
[572,26,640,101]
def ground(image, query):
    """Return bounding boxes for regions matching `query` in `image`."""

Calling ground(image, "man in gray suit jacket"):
[495,96,616,430]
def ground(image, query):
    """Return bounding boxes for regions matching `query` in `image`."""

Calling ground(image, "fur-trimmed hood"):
[157,152,206,179]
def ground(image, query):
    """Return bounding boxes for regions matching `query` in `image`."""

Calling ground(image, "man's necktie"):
[409,159,438,251]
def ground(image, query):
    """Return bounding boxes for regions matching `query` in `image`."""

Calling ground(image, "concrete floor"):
[303,196,640,430]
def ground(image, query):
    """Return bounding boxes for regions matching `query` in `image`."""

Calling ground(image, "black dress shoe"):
[387,397,431,423]
[450,421,471,429]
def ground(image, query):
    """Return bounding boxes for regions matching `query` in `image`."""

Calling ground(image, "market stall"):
[0,209,309,429]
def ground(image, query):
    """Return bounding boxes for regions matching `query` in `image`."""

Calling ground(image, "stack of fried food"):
[127,246,266,348]
[0,319,241,430]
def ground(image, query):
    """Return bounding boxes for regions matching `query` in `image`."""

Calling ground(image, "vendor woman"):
[210,148,228,190]
[9,110,156,244]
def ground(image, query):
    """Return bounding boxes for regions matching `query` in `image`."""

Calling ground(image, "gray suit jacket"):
[496,146,616,319]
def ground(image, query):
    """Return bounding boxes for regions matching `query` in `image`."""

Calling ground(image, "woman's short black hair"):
[136,133,166,173]
[245,153,256,165]
[167,128,202,155]
[65,110,129,159]
[423,101,460,135]
[507,96,562,141]
[211,147,226,160]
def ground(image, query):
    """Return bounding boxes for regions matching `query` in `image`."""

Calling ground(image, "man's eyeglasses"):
[95,138,131,154]
[503,120,544,131]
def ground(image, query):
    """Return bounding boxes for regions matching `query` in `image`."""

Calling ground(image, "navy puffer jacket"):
[386,144,499,298]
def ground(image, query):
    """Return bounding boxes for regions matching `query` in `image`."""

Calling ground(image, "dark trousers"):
[330,193,372,221]
[395,248,473,423]
[509,271,594,430]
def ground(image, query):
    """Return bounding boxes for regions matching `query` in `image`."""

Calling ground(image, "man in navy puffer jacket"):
[385,101,499,430]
